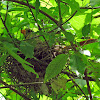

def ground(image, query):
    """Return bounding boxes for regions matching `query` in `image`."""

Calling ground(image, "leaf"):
[51,78,67,93]
[70,53,86,74]
[5,14,12,33]
[44,54,68,82]
[40,83,49,95]
[35,0,40,18]
[3,42,39,78]
[16,20,29,28]
[82,24,90,37]
[67,0,80,13]
[90,0,100,7]
[75,79,86,88]
[20,41,35,58]
[48,32,55,47]
[0,54,8,66]
[0,17,4,33]
[50,0,57,7]
[8,7,28,12]
[64,32,74,42]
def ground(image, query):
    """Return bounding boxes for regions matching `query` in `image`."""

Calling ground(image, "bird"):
[21,29,35,39]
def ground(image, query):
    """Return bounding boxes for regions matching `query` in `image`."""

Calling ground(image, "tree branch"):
[0,79,31,100]
[7,0,58,25]
[0,82,43,89]
[25,0,41,30]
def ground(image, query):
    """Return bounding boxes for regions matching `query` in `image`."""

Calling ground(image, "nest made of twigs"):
[4,38,63,94]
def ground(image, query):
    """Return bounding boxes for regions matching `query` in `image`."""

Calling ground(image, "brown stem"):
[84,69,93,100]
[0,15,12,39]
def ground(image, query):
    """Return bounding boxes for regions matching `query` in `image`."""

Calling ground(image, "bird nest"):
[4,39,63,94]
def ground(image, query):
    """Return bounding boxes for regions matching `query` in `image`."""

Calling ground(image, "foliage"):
[0,0,100,100]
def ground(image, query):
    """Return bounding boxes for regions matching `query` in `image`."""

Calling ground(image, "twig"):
[0,82,43,89]
[61,70,96,81]
[62,11,77,25]
[80,6,100,9]
[66,69,88,100]
[25,0,41,31]
[84,69,93,100]
[0,15,12,39]
[7,0,58,25]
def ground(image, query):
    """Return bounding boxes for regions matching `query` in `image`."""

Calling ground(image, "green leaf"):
[67,0,80,13]
[35,0,40,18]
[20,41,35,58]
[0,18,4,33]
[16,20,29,28]
[3,42,39,78]
[50,0,57,7]
[44,54,68,82]
[5,14,12,33]
[82,24,90,37]
[75,79,86,88]
[51,78,67,93]
[64,32,74,42]
[90,0,100,7]
[48,32,55,47]
[0,54,8,66]
[8,7,28,12]
[70,53,86,74]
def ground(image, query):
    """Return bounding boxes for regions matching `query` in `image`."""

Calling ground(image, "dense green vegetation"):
[0,0,100,100]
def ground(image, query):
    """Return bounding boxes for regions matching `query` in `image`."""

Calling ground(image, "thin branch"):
[25,0,41,30]
[84,69,93,100]
[66,69,88,100]
[72,80,88,100]
[61,70,96,81]
[58,0,62,27]
[60,1,68,5]
[0,79,31,100]
[80,6,100,9]
[62,11,77,25]
[0,82,43,89]
[7,0,58,25]
[0,15,12,39]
